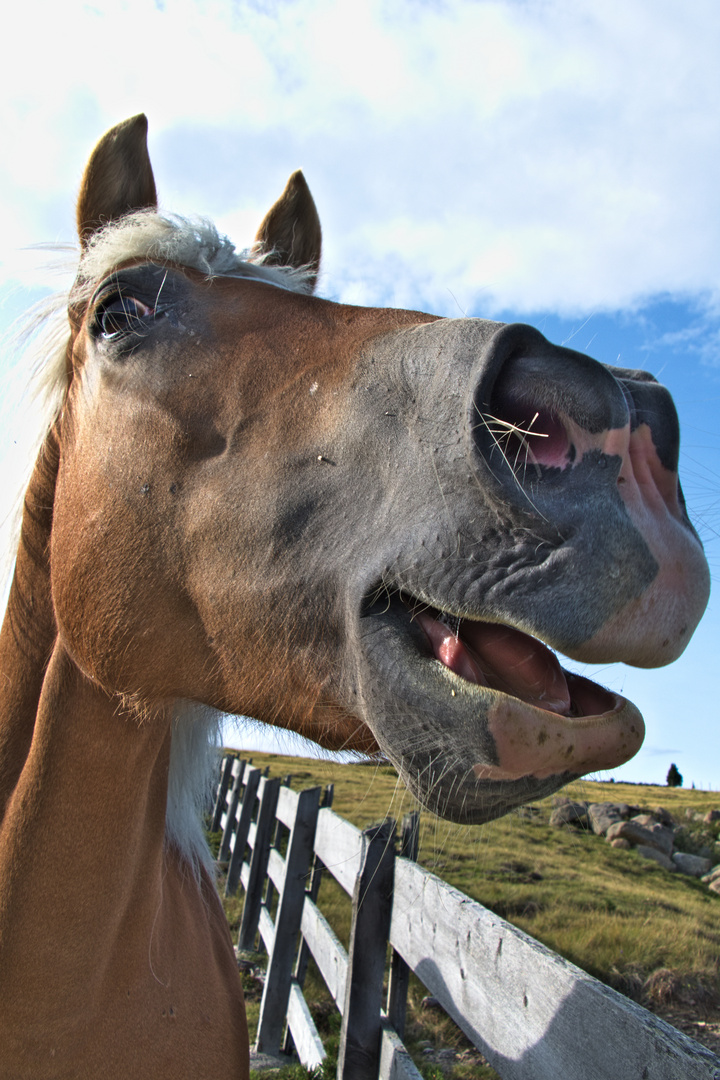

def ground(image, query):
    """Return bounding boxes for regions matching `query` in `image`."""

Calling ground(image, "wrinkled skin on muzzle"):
[340,319,709,821]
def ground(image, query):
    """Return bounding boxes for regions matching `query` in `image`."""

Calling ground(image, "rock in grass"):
[700,865,720,885]
[606,820,674,856]
[631,813,658,827]
[610,838,631,850]
[633,819,675,857]
[549,802,589,827]
[672,851,712,877]
[421,996,444,1011]
[709,879,720,896]
[635,845,676,871]
[588,803,629,835]
[650,806,675,827]
[704,809,720,824]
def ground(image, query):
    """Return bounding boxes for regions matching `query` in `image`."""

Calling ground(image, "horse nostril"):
[478,385,572,473]
[469,324,633,485]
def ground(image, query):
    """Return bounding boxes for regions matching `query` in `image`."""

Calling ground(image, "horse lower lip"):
[415,607,573,716]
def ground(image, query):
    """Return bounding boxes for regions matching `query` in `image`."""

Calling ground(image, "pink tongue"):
[417,612,572,716]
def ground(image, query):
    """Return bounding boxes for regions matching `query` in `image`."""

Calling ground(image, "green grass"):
[225,754,720,1079]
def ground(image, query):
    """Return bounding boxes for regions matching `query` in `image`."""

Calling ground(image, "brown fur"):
[76,114,158,245]
[0,116,428,1078]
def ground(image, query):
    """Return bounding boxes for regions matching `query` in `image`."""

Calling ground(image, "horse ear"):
[76,114,158,248]
[254,170,322,291]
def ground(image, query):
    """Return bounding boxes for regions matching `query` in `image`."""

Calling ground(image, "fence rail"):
[213,754,720,1080]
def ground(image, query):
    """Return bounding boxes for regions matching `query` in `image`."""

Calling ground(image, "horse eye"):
[95,294,154,339]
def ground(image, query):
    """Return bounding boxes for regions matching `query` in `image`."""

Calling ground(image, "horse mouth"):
[358,588,644,807]
[409,600,617,719]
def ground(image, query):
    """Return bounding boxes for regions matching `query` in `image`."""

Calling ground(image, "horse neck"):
[0,436,248,1077]
[0,429,173,933]
[0,429,61,810]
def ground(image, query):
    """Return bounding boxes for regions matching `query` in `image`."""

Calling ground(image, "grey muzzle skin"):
[336,320,708,823]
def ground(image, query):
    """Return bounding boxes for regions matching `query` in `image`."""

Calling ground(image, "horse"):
[0,114,709,1078]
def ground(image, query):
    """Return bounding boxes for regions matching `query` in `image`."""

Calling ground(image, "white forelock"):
[73,209,316,303]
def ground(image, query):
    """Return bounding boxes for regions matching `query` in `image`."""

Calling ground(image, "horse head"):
[46,115,709,825]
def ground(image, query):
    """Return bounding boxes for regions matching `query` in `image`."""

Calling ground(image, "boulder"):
[635,845,676,871]
[549,802,589,828]
[588,803,629,836]
[631,813,659,828]
[638,820,675,856]
[650,806,675,827]
[606,820,674,856]
[700,865,720,885]
[610,838,631,850]
[710,879,720,896]
[672,851,712,877]
[631,815,675,854]
[704,809,720,824]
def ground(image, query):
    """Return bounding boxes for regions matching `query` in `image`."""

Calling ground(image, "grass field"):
[219,752,720,1079]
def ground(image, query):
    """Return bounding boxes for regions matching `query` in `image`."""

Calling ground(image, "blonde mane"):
[74,209,317,302]
[3,211,313,874]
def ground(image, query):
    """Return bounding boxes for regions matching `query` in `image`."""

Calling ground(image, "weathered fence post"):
[213,759,720,1080]
[225,765,263,896]
[336,819,396,1080]
[217,757,247,864]
[237,775,282,951]
[210,752,237,833]
[288,788,334,978]
[386,811,420,1039]
[254,785,322,1057]
[282,783,335,1059]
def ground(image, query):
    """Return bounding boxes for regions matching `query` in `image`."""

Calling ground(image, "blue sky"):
[1,0,718,788]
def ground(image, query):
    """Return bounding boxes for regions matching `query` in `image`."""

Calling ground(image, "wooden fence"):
[212,754,720,1080]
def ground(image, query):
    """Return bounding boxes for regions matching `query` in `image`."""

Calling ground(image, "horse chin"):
[355,591,645,823]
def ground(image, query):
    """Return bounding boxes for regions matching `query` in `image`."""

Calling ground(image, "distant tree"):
[666,763,683,788]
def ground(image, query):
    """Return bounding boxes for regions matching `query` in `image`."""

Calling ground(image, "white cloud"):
[2,0,720,316]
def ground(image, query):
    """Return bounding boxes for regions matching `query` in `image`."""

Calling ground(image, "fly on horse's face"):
[53,116,709,825]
